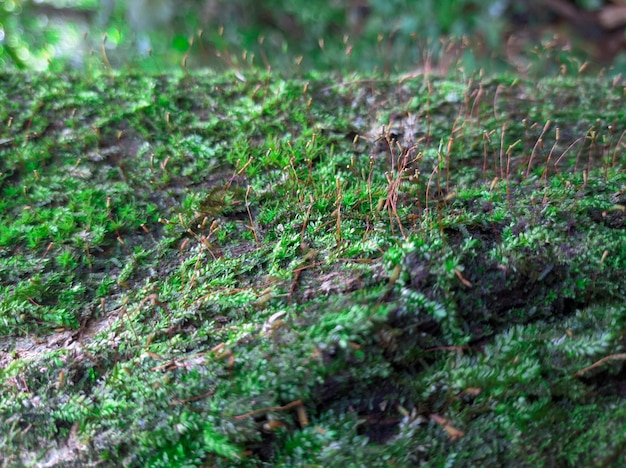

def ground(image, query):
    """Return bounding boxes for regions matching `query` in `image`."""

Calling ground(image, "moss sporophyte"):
[0,70,624,466]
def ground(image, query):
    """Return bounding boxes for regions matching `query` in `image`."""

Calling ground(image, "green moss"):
[0,69,624,466]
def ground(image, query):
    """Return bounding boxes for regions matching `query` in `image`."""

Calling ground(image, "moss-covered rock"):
[0,69,624,466]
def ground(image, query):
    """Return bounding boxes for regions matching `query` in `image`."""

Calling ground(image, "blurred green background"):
[1,0,625,74]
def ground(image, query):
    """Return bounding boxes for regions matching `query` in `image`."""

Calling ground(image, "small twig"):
[169,389,215,406]
[429,414,465,440]
[234,399,304,420]
[454,268,473,287]
[426,345,476,353]
[574,353,626,377]
[289,261,324,301]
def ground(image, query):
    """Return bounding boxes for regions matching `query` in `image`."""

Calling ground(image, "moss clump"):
[0,69,624,466]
